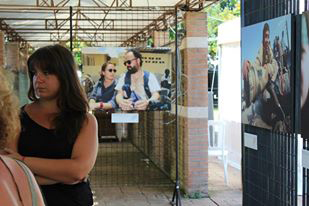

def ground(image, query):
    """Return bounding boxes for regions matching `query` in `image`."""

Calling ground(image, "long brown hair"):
[27,44,89,143]
[0,69,20,149]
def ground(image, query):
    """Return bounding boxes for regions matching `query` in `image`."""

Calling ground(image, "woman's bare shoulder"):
[85,112,97,125]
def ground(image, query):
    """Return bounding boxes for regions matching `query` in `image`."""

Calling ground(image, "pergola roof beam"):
[0,0,218,47]
[1,17,163,21]
[10,28,142,31]
[0,5,175,11]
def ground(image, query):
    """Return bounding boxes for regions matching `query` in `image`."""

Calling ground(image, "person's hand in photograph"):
[134,99,149,110]
[119,98,134,111]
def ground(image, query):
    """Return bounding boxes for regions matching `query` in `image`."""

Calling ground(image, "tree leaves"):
[205,0,240,62]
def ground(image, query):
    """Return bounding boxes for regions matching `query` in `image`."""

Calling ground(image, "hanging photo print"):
[81,47,172,112]
[301,11,309,138]
[241,14,292,132]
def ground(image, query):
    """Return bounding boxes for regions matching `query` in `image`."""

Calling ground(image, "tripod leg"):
[170,185,176,205]
[170,182,182,206]
[176,187,182,206]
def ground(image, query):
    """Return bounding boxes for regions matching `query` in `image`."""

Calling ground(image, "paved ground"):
[92,157,243,206]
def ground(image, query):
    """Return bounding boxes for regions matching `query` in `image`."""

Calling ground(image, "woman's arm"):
[89,98,99,110]
[35,175,59,185]
[5,113,98,184]
[89,98,113,110]
[89,81,99,100]
[35,175,82,185]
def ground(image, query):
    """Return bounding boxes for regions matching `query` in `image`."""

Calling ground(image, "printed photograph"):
[81,47,172,112]
[301,11,309,138]
[241,14,292,132]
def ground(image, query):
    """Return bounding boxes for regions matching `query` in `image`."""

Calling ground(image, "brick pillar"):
[0,32,4,68]
[181,12,208,196]
[153,31,169,47]
[20,44,28,73]
[59,41,67,47]
[5,42,20,72]
[136,40,147,48]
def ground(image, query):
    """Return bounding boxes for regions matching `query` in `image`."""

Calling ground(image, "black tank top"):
[18,107,93,206]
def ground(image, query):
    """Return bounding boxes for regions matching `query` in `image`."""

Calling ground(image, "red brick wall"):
[185,12,208,37]
[153,31,169,47]
[181,11,208,195]
[183,48,208,106]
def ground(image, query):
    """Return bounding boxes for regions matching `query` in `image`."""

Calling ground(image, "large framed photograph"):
[81,47,172,111]
[241,14,293,132]
[301,11,309,138]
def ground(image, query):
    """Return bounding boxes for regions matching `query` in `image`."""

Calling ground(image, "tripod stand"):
[170,7,182,206]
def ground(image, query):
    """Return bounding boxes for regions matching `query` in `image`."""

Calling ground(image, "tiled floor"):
[91,153,243,206]
[207,157,242,206]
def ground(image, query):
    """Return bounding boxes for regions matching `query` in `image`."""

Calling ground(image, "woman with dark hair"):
[5,44,98,206]
[89,61,118,110]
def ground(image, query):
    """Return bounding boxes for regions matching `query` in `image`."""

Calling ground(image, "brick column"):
[181,12,208,196]
[153,31,169,47]
[5,42,20,72]
[20,44,29,73]
[0,32,4,68]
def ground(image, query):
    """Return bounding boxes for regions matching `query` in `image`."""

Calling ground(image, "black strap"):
[124,71,152,99]
[143,71,152,99]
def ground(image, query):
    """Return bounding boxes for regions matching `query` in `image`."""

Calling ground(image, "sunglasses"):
[123,58,137,66]
[108,69,117,73]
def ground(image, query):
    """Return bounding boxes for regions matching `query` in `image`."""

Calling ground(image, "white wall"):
[217,18,241,169]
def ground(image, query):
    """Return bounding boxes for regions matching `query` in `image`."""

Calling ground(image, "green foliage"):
[65,38,91,66]
[220,0,240,11]
[147,36,154,47]
[206,0,240,61]
[168,22,184,41]
[189,192,203,199]
[183,191,206,199]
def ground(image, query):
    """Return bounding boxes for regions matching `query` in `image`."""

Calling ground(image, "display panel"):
[241,14,292,132]
[82,47,172,111]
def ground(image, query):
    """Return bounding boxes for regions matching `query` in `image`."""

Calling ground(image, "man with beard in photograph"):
[242,22,290,131]
[115,49,160,111]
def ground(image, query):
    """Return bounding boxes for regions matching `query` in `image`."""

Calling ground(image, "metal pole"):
[175,8,180,206]
[70,6,73,52]
[170,7,182,206]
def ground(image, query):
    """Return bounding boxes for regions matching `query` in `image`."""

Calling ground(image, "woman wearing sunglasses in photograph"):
[89,61,118,110]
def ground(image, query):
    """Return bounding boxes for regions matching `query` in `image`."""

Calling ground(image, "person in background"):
[89,62,118,110]
[82,74,95,98]
[5,44,98,206]
[160,68,171,97]
[0,68,45,205]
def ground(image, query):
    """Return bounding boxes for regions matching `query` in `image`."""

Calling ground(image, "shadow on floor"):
[90,142,243,206]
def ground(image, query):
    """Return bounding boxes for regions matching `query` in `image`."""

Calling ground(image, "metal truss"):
[121,0,218,47]
[0,0,218,46]
[0,19,29,49]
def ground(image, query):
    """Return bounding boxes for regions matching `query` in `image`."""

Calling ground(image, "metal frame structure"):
[241,0,299,205]
[1,1,215,206]
[0,0,217,48]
